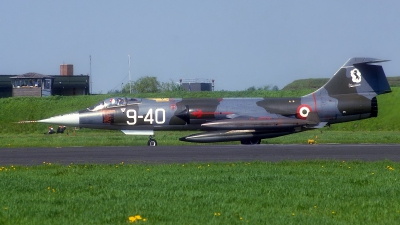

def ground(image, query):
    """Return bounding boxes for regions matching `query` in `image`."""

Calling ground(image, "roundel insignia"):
[296,104,312,119]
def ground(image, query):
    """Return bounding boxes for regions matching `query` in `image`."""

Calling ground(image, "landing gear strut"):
[147,135,157,146]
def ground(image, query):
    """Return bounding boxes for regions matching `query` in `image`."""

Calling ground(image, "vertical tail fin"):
[313,57,391,96]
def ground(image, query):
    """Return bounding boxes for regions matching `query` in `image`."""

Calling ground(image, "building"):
[179,78,214,91]
[0,75,13,98]
[10,73,54,97]
[0,64,90,97]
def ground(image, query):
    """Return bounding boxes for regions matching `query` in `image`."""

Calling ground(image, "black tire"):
[241,139,261,145]
[249,139,261,145]
[147,139,157,146]
[241,140,250,145]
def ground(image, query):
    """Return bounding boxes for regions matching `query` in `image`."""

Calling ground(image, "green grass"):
[0,161,399,224]
[1,89,400,224]
[1,129,400,148]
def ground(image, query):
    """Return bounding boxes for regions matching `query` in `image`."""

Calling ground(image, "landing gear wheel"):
[241,139,261,145]
[147,136,157,146]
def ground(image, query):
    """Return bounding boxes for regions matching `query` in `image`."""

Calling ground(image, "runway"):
[0,144,399,166]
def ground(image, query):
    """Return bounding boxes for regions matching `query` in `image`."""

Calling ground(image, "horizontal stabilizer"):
[305,112,327,128]
[344,58,389,66]
[307,122,328,129]
[306,112,320,123]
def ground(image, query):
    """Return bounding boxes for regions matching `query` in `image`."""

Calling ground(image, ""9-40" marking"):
[126,108,166,125]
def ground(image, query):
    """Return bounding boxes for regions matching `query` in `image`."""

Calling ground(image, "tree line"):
[109,76,279,94]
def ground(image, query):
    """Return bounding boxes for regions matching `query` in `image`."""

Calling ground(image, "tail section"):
[303,57,391,124]
[312,57,391,96]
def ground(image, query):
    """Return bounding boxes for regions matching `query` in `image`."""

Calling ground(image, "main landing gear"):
[240,139,261,145]
[147,135,157,146]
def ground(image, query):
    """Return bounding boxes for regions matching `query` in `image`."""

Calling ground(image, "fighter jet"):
[34,57,391,146]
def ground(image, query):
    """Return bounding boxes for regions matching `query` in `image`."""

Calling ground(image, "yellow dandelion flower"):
[143,218,147,222]
[291,213,295,216]
[129,216,137,223]
[135,215,142,220]
[240,217,243,220]
[52,189,56,193]
[47,186,51,190]
[128,215,142,223]
[332,211,336,215]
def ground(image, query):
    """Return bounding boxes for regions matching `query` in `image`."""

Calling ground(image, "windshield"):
[87,97,143,111]
[87,97,127,111]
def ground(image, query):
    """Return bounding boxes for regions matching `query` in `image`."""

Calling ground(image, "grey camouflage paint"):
[38,58,391,144]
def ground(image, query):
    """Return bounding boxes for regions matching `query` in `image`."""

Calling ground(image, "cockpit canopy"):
[87,97,141,111]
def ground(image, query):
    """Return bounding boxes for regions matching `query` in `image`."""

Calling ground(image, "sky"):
[1,1,399,93]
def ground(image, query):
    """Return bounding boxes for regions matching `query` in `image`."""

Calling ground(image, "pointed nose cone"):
[38,113,80,126]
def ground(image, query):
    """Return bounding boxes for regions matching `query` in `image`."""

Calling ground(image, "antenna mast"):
[89,55,92,94]
[128,54,132,94]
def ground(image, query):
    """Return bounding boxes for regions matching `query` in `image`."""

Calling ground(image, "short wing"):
[180,112,327,143]
[200,117,317,130]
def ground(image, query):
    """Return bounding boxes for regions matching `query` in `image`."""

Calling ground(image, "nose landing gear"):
[147,135,157,146]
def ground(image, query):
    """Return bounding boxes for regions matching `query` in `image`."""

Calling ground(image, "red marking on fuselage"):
[191,110,233,118]
[192,109,203,118]
[312,92,318,112]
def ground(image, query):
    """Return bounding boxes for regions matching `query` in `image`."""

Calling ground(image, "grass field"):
[0,161,399,224]
[1,129,400,148]
[1,88,399,224]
